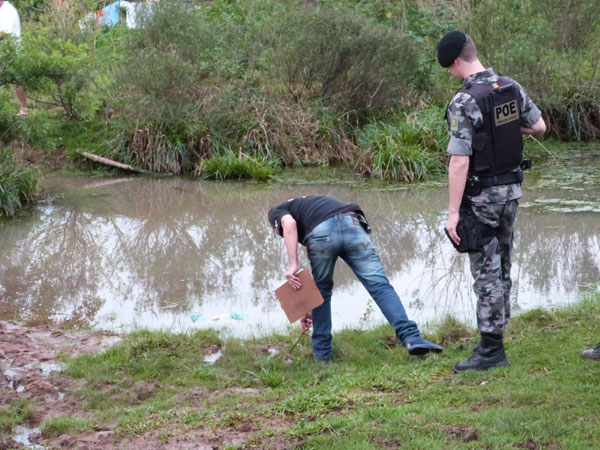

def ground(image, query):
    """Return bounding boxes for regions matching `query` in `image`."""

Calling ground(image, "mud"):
[10,143,67,169]
[0,321,293,449]
[0,321,120,448]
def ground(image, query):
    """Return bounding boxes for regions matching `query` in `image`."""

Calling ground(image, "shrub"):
[112,1,361,174]
[111,1,223,172]
[464,0,600,140]
[271,7,420,114]
[0,26,104,120]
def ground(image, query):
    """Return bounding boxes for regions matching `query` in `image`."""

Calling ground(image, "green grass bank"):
[4,292,599,448]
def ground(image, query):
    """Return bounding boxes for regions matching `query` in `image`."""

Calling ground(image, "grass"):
[0,150,39,217]
[196,152,280,181]
[356,107,449,183]
[40,417,93,438]
[49,292,600,448]
[0,398,36,440]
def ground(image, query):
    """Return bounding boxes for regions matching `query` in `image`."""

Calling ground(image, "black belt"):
[478,169,523,188]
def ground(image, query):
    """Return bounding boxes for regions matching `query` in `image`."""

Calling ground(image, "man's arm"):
[521,116,546,135]
[446,154,470,245]
[280,214,302,290]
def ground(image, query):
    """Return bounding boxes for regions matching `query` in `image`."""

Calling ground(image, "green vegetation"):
[0,398,36,437]
[0,0,598,202]
[40,417,93,438]
[52,293,600,448]
[197,153,280,181]
[0,150,39,217]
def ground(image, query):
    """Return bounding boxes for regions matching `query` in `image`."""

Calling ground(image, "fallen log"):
[80,152,153,174]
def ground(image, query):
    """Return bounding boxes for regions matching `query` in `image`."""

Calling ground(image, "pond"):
[1,149,599,336]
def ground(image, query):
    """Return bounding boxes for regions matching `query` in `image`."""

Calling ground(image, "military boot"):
[453,333,508,373]
[581,342,600,360]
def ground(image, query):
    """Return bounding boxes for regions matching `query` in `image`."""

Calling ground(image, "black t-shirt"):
[268,195,362,244]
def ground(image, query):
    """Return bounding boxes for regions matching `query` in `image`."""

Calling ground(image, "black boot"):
[453,333,508,373]
[581,342,600,360]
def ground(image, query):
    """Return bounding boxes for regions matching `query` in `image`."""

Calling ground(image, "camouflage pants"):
[468,199,519,335]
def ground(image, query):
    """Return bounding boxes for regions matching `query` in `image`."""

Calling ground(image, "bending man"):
[268,195,442,362]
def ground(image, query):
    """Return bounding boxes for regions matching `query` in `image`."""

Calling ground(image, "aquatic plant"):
[196,151,279,181]
[355,106,448,182]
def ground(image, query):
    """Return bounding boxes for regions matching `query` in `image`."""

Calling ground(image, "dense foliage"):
[0,0,598,186]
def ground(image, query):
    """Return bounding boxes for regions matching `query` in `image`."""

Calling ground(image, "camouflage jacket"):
[446,69,542,204]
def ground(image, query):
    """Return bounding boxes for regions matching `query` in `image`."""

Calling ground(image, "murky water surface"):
[1,149,599,335]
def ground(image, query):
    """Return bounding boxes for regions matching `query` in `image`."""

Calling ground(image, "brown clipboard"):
[274,269,324,323]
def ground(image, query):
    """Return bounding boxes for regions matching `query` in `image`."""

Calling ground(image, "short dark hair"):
[458,36,477,62]
[268,205,286,236]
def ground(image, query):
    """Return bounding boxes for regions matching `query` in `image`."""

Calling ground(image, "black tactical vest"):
[459,76,523,177]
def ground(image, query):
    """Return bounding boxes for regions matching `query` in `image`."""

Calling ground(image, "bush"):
[271,7,420,114]
[0,149,39,217]
[111,1,223,172]
[464,0,600,140]
[7,29,102,119]
[113,1,361,174]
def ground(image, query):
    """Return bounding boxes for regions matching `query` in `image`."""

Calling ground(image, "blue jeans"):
[305,213,420,361]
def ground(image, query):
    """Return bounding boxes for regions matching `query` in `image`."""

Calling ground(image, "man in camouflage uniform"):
[437,31,546,372]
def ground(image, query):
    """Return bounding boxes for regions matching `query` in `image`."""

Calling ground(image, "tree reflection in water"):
[0,172,598,333]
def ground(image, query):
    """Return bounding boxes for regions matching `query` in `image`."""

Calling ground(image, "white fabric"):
[0,1,21,38]
[120,1,153,29]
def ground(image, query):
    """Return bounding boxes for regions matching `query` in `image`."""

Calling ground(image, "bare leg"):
[16,85,28,115]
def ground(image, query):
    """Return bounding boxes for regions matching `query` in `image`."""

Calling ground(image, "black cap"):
[437,31,468,67]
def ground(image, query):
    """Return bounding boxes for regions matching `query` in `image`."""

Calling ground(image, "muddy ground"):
[0,321,289,449]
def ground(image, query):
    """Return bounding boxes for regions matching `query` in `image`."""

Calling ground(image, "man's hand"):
[285,264,301,290]
[300,312,312,332]
[445,211,461,245]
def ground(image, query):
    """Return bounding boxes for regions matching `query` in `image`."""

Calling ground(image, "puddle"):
[12,425,41,448]
[203,350,222,365]
[24,361,66,377]
[4,368,18,389]
[100,336,123,349]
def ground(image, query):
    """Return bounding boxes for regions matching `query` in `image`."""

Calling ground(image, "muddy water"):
[1,151,599,336]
